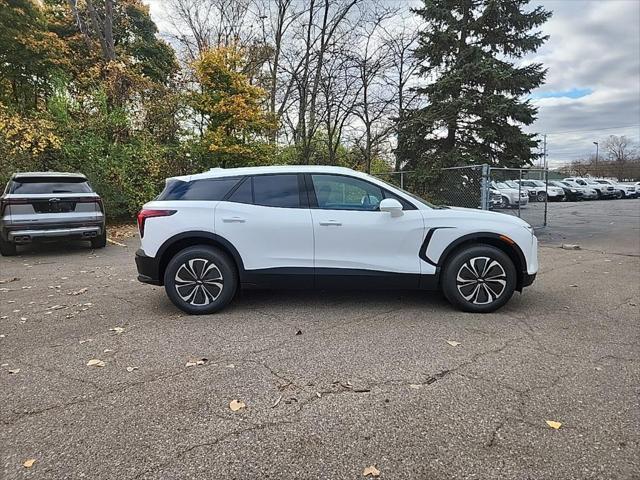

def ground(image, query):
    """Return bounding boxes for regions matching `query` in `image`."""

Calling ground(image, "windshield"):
[531,180,546,187]
[503,181,518,188]
[493,182,510,189]
[595,180,609,184]
[10,178,92,194]
[371,176,443,209]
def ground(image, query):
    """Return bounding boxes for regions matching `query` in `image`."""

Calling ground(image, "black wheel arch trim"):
[153,231,247,285]
[420,229,529,290]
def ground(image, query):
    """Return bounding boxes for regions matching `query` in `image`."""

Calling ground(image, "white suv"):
[135,166,538,314]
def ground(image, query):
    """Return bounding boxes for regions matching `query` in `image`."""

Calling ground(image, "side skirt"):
[240,267,439,291]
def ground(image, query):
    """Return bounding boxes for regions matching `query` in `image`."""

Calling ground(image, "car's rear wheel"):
[0,238,17,256]
[441,245,517,313]
[91,230,107,249]
[164,246,237,315]
[536,191,547,202]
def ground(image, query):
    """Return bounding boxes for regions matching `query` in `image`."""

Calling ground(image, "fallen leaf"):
[0,277,19,284]
[23,459,36,468]
[561,244,581,250]
[569,284,578,288]
[363,465,380,477]
[86,359,105,367]
[316,392,321,398]
[271,395,283,408]
[126,366,138,373]
[103,349,114,353]
[446,340,461,347]
[79,339,93,344]
[8,369,20,374]
[409,384,422,389]
[109,327,125,334]
[229,399,246,411]
[185,361,197,367]
[69,287,88,296]
[106,238,127,247]
[196,358,208,365]
[545,420,562,429]
[295,330,302,336]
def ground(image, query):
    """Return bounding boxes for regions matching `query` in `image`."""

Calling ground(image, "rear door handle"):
[319,220,342,226]
[222,217,246,223]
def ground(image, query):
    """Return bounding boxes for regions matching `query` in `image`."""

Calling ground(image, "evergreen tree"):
[403,0,551,172]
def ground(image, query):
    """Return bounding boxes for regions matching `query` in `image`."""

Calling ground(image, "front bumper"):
[135,249,161,285]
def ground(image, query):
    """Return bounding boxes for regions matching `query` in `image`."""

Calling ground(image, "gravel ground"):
[1,199,638,479]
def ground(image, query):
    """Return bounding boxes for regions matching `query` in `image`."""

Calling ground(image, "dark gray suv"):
[0,172,106,256]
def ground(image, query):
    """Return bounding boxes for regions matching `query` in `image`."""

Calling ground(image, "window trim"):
[305,173,417,212]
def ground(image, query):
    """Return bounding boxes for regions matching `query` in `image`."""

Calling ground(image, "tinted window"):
[11,180,92,194]
[253,175,300,208]
[157,177,240,201]
[227,177,252,204]
[312,175,383,211]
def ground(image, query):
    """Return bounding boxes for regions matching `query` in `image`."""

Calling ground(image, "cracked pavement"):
[1,200,639,479]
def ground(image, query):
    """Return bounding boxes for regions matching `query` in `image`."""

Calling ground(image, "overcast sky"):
[146,0,640,166]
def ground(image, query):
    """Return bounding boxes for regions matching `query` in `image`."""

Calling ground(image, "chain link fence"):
[374,165,549,228]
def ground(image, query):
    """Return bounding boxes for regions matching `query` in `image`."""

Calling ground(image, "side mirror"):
[379,198,403,216]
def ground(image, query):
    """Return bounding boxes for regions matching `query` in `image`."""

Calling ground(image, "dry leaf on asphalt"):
[446,340,461,347]
[23,459,36,468]
[106,238,127,247]
[109,327,125,334]
[271,395,283,408]
[409,384,422,389]
[87,359,105,367]
[545,420,562,429]
[69,287,88,295]
[126,366,138,372]
[8,369,20,374]
[229,399,246,411]
[363,465,380,477]
[185,361,197,367]
[0,277,19,284]
[196,358,208,365]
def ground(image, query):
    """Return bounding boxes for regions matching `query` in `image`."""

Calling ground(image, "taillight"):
[0,198,29,216]
[137,209,176,238]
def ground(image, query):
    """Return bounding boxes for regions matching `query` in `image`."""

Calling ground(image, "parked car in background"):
[562,179,598,200]
[563,177,615,199]
[491,181,529,208]
[548,180,582,201]
[489,188,503,209]
[0,172,106,256]
[516,179,565,202]
[593,179,637,199]
[136,166,538,314]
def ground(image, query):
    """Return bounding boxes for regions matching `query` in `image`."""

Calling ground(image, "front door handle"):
[222,217,246,223]
[319,220,342,226]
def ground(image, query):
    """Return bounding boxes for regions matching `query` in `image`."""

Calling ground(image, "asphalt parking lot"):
[1,200,639,479]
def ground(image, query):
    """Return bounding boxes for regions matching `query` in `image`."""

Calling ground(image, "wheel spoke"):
[456,256,507,305]
[175,257,224,306]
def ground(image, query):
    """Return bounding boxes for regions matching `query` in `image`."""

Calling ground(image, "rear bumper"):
[136,249,161,285]
[3,224,103,243]
[521,272,537,289]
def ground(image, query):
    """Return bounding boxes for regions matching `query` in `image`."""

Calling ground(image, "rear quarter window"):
[157,177,241,201]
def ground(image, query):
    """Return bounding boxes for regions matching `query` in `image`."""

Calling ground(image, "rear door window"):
[252,175,300,208]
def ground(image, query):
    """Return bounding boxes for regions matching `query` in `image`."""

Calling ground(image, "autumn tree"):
[191,45,277,167]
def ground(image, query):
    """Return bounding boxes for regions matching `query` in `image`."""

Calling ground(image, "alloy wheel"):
[174,258,224,306]
[456,256,507,305]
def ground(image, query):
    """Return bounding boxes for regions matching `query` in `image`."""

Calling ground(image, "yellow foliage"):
[192,45,276,162]
[0,104,61,157]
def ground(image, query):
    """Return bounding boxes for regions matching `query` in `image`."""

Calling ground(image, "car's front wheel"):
[164,246,237,315]
[441,245,517,313]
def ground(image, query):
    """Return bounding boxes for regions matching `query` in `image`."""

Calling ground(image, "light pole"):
[593,141,599,175]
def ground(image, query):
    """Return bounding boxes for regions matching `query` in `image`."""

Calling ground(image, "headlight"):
[570,189,576,192]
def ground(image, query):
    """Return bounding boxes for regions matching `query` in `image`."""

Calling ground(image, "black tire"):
[596,190,602,199]
[616,190,624,199]
[0,238,17,256]
[164,245,237,315]
[91,229,107,249]
[501,196,510,209]
[536,191,547,202]
[441,245,517,313]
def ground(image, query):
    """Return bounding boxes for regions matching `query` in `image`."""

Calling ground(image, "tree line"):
[0,0,550,217]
